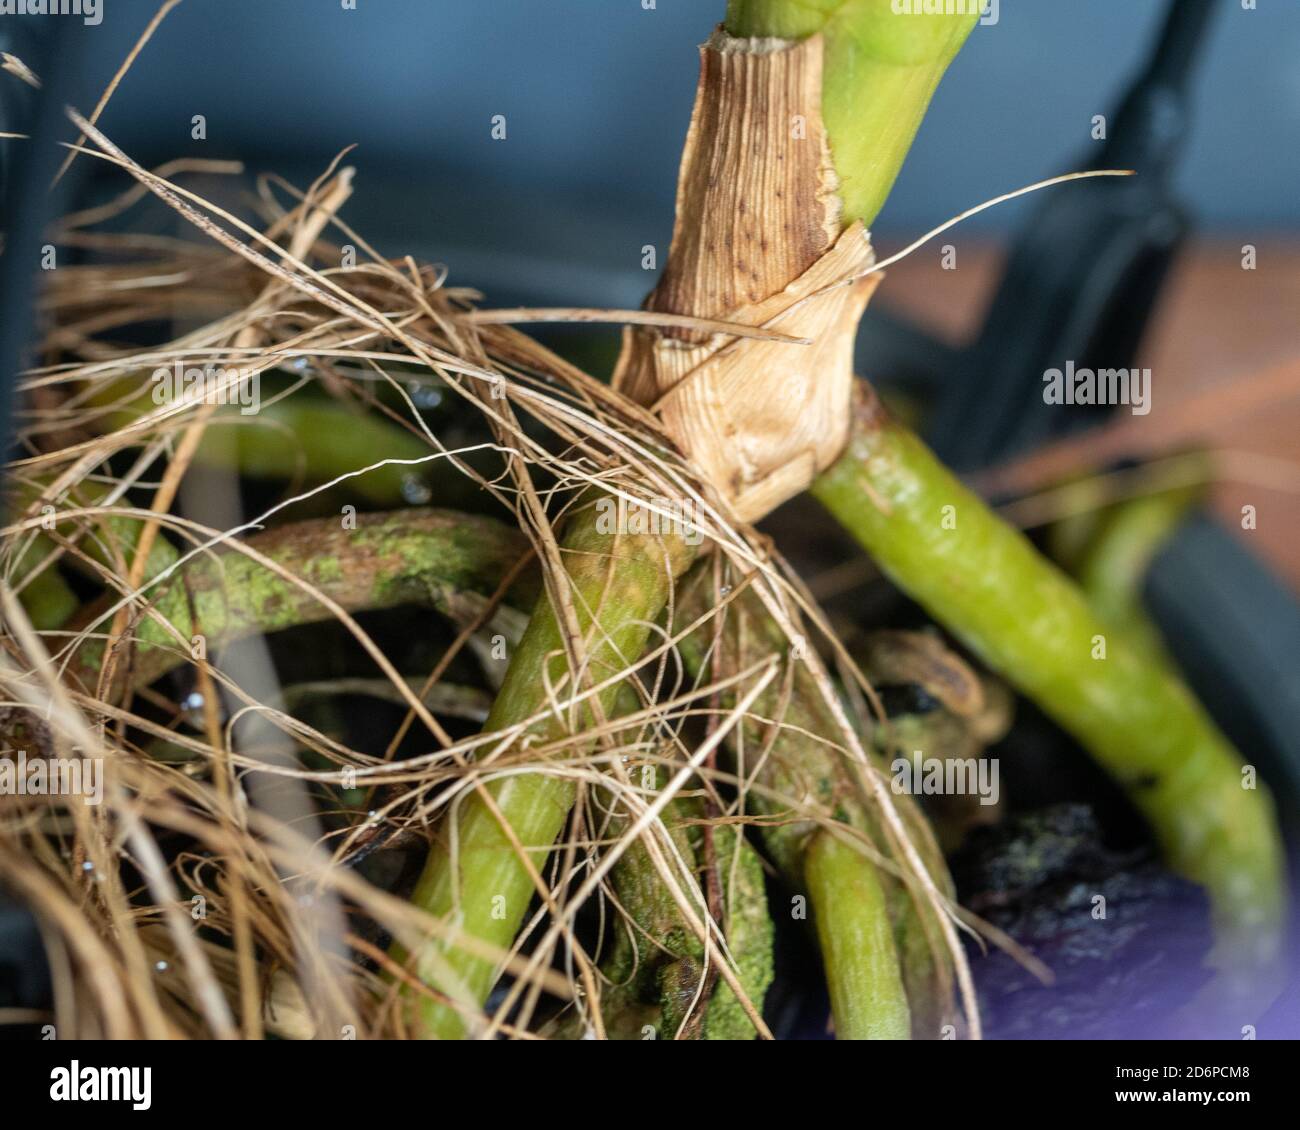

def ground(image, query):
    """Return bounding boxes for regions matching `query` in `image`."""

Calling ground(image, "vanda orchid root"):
[0,0,1288,1052]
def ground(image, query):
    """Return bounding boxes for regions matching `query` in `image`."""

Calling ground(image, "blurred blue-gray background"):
[38,0,1299,306]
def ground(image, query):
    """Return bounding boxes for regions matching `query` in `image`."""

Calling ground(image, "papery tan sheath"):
[614,27,879,522]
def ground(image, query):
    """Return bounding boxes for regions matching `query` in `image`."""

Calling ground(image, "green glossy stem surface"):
[805,829,910,1039]
[813,392,1285,979]
[401,505,697,1038]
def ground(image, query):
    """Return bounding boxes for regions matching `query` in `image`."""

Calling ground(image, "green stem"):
[398,504,697,1038]
[812,387,1286,985]
[726,0,979,226]
[805,829,910,1039]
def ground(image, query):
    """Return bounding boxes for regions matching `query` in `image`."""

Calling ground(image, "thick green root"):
[697,824,775,1039]
[597,793,773,1040]
[9,480,194,630]
[813,386,1286,995]
[397,502,698,1038]
[805,829,909,1039]
[676,574,956,1038]
[9,544,79,629]
[1074,480,1201,665]
[90,381,441,507]
[63,508,533,692]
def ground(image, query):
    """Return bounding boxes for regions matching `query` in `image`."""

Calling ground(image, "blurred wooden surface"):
[875,239,1300,590]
